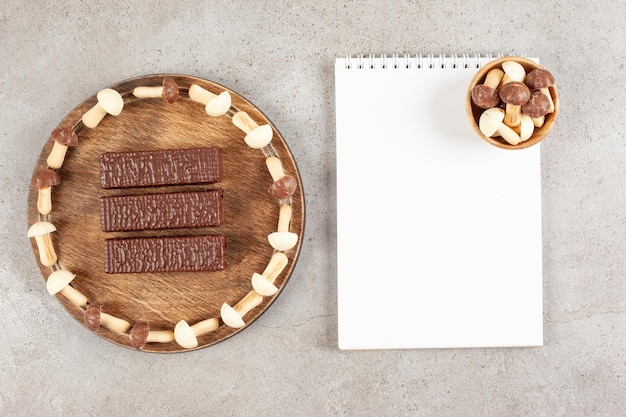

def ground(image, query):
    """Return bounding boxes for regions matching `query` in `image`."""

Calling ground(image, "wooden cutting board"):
[26,75,304,352]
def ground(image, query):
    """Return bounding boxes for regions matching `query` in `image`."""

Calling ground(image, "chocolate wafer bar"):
[99,147,222,189]
[100,190,223,232]
[104,235,227,273]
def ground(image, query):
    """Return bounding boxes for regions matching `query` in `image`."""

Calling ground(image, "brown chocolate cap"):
[129,321,150,350]
[522,90,552,118]
[162,77,179,104]
[499,82,531,105]
[471,85,500,109]
[50,127,78,146]
[269,175,298,199]
[31,168,60,188]
[84,302,103,331]
[526,69,555,90]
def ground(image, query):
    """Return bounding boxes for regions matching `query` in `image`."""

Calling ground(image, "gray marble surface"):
[2,1,625,416]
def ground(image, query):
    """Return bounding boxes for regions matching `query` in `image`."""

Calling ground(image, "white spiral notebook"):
[335,54,543,350]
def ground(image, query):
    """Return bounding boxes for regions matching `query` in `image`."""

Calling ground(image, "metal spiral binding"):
[344,53,507,70]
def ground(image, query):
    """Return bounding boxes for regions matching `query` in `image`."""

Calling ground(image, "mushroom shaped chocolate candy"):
[129,321,174,349]
[267,204,298,251]
[174,318,219,349]
[46,269,88,307]
[132,77,179,104]
[266,154,298,198]
[471,67,504,109]
[479,107,521,145]
[232,111,273,149]
[225,252,289,328]
[499,81,530,127]
[83,302,130,333]
[220,291,264,329]
[188,84,232,117]
[251,252,289,297]
[526,68,555,113]
[521,90,552,119]
[46,127,78,169]
[82,88,124,128]
[27,221,58,267]
[31,168,60,215]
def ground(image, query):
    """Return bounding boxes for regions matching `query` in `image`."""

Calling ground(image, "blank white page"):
[335,55,543,350]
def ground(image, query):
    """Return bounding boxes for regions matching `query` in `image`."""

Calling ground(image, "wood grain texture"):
[26,75,305,352]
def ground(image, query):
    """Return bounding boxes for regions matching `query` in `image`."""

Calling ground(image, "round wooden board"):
[26,75,304,352]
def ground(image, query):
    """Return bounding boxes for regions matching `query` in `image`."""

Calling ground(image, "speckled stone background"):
[2,1,625,416]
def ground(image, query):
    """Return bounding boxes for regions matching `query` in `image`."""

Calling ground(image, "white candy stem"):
[262,252,289,284]
[34,234,57,267]
[277,204,292,232]
[190,318,219,336]
[504,104,522,128]
[146,331,175,343]
[266,156,285,182]
[484,68,504,89]
[82,103,107,128]
[234,291,264,317]
[46,142,69,169]
[232,111,258,133]
[99,313,131,334]
[37,187,52,215]
[59,285,88,307]
[133,86,163,99]
[188,84,216,105]
[498,124,521,145]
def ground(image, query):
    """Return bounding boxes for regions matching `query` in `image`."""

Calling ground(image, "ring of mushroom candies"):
[28,77,299,350]
[471,61,556,145]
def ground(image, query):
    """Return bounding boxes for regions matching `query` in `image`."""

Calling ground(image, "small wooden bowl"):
[466,56,559,150]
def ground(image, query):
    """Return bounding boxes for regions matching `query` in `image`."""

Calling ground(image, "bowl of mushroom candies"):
[466,56,559,150]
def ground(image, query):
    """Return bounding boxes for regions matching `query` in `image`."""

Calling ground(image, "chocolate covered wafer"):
[99,147,222,189]
[104,235,227,273]
[100,190,223,232]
